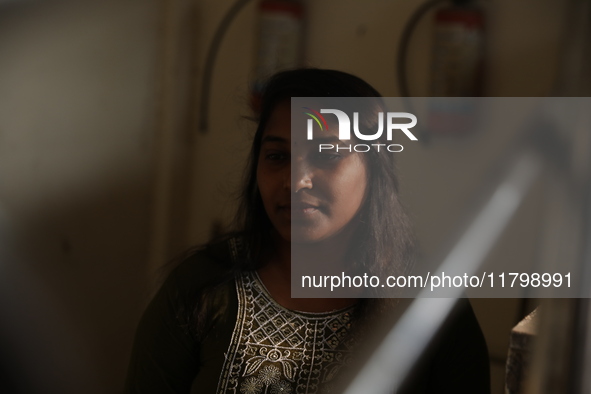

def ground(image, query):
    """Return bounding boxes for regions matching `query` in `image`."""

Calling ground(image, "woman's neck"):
[256,232,358,313]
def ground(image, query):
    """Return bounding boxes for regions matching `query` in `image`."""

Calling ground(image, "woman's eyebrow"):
[261,135,288,144]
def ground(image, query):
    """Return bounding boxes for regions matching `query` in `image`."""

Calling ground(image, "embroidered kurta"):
[216,272,355,394]
[125,240,490,394]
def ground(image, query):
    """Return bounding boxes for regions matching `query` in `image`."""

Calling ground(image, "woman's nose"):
[290,157,312,193]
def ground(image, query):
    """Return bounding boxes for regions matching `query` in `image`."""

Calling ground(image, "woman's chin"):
[290,234,318,244]
[289,228,332,244]
[272,228,321,244]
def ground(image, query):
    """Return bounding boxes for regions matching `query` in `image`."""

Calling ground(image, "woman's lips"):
[279,202,320,219]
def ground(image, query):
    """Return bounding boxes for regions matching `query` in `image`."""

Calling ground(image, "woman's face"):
[257,101,368,243]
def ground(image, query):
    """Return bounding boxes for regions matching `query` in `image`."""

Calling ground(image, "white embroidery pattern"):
[216,272,355,394]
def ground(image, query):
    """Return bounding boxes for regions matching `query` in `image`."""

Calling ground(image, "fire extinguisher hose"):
[396,0,448,98]
[199,0,255,133]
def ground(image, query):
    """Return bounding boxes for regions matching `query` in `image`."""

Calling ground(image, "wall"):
[186,0,568,242]
[0,1,159,392]
[0,0,572,392]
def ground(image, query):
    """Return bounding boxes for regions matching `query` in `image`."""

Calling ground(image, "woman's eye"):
[314,152,342,161]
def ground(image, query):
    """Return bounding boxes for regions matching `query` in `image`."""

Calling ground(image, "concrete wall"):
[0,0,571,392]
[186,0,567,244]
[0,1,159,392]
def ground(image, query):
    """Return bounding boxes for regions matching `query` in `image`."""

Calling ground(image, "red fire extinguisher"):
[251,0,305,113]
[199,0,305,132]
[430,2,485,97]
[428,1,485,135]
[397,0,485,140]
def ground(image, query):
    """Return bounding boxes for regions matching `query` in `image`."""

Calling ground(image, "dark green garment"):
[125,240,490,394]
[125,243,236,394]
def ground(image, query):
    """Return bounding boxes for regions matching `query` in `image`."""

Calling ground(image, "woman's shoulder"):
[163,234,245,293]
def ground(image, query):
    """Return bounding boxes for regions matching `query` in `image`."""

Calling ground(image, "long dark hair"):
[235,68,415,280]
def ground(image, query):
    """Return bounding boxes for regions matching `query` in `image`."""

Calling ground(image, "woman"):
[125,69,490,393]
